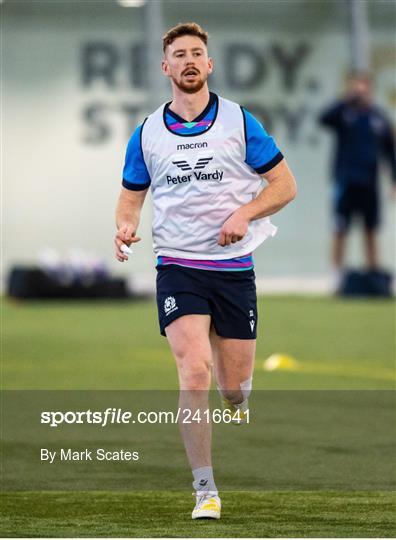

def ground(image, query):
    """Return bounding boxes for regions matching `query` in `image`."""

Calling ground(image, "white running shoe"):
[192,492,221,519]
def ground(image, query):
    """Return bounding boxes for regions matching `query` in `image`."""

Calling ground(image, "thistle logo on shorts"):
[167,153,224,186]
[164,296,178,316]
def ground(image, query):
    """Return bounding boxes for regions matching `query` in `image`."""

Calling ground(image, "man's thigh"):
[165,314,213,390]
[210,328,256,389]
[165,314,212,360]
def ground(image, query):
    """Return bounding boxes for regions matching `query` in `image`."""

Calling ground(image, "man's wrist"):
[117,217,139,230]
[236,204,255,223]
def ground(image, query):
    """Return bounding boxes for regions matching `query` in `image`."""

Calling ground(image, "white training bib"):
[141,96,277,259]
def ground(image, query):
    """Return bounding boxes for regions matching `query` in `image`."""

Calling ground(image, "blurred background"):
[3,0,395,296]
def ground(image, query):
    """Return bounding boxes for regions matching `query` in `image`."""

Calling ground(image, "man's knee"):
[177,355,212,390]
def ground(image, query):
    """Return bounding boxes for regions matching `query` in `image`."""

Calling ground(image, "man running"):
[115,22,296,520]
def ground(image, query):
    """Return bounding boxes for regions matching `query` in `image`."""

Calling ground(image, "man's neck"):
[168,85,210,122]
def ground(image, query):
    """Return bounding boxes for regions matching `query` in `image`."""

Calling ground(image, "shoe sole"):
[192,510,221,520]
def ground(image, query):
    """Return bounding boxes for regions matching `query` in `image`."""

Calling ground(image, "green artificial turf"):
[1,491,395,537]
[2,296,394,390]
[1,296,395,536]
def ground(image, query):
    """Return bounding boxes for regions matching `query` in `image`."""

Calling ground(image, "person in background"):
[319,71,396,288]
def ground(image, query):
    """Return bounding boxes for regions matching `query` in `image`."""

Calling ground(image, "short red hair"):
[163,22,208,53]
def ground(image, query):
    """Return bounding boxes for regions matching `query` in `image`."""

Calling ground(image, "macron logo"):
[177,142,208,151]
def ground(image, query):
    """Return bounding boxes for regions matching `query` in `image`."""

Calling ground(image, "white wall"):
[3,1,395,291]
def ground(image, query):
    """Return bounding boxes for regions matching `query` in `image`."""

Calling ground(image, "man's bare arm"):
[243,158,297,220]
[218,159,297,246]
[115,187,148,261]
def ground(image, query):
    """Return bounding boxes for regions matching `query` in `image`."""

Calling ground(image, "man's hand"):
[114,224,141,262]
[217,209,249,247]
[115,187,148,262]
[217,159,296,248]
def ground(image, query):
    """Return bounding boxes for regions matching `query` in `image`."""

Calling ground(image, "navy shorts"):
[333,184,379,233]
[156,264,258,339]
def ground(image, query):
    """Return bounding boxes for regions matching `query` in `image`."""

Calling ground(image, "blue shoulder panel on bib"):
[122,120,151,191]
[242,108,283,174]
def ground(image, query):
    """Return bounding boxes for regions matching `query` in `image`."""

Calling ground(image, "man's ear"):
[208,57,214,75]
[162,59,170,77]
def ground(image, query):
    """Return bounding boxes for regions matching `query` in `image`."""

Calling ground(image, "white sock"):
[217,377,252,405]
[240,377,252,402]
[192,466,218,495]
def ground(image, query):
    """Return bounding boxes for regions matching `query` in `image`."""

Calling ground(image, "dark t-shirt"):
[319,100,396,189]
